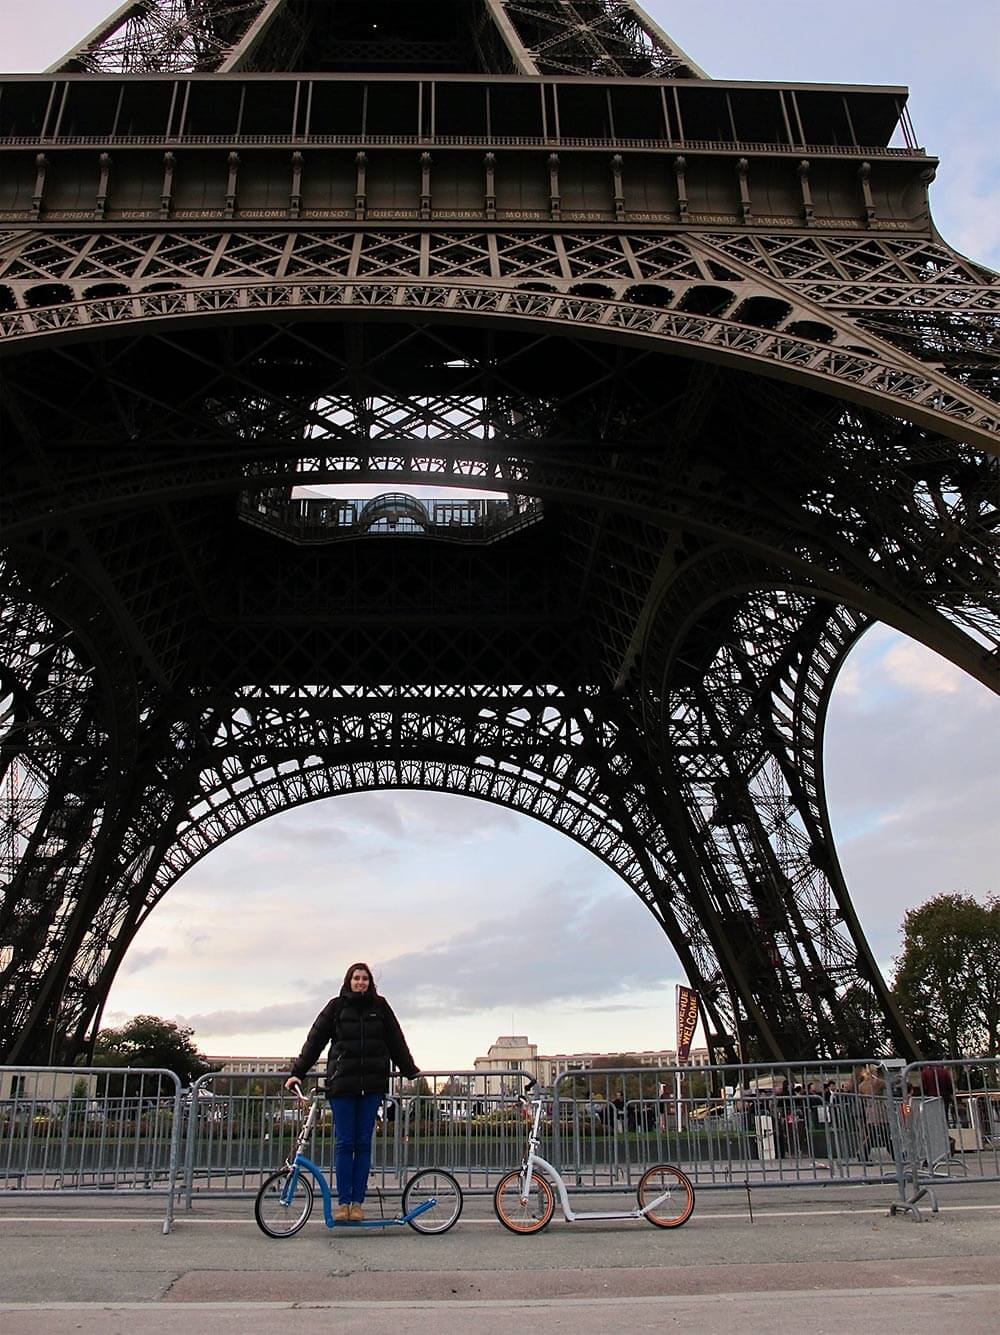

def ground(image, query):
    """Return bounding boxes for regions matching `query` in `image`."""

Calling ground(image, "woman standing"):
[285,962,419,1222]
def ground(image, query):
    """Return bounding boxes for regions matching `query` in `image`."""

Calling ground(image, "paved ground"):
[2,1182,998,1332]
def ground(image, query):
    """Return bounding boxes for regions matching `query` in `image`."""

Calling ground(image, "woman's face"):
[350,968,371,993]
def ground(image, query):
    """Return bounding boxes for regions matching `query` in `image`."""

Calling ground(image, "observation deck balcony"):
[0,73,932,236]
[238,491,543,544]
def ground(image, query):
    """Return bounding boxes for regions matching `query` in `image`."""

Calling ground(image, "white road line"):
[3,1285,1000,1311]
[699,1203,1000,1218]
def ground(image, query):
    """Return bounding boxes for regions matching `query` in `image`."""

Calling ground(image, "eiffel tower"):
[1,1,997,1066]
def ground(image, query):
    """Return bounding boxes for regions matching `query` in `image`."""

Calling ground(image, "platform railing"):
[0,131,925,158]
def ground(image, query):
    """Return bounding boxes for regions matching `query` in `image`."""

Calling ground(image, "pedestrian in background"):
[857,1065,891,1161]
[921,1063,959,1124]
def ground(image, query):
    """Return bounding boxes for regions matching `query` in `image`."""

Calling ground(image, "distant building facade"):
[203,1040,709,1095]
[204,1055,323,1079]
[206,1055,287,1075]
[0,1070,97,1100]
[473,1035,710,1094]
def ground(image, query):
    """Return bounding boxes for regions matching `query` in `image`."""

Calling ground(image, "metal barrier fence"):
[548,1057,1000,1215]
[3,1057,997,1229]
[890,1058,1000,1220]
[390,1069,541,1188]
[550,1059,906,1190]
[181,1069,405,1203]
[180,1068,536,1206]
[0,1065,183,1233]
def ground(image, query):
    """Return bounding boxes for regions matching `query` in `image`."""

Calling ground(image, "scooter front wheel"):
[636,1163,695,1228]
[493,1169,555,1234]
[254,1168,314,1238]
[402,1168,463,1234]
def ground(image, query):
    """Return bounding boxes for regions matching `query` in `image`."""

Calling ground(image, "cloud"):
[119,947,169,975]
[163,873,675,1043]
[102,1010,135,1027]
[215,794,405,857]
[356,790,520,843]
[881,640,964,695]
[826,628,1000,957]
[376,879,676,1017]
[177,999,329,1039]
[835,660,862,697]
[937,143,1000,268]
[179,792,520,891]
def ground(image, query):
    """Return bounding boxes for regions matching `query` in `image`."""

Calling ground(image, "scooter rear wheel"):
[493,1169,555,1234]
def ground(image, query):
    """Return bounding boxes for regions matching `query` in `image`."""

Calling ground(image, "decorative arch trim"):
[2,279,996,451]
[142,759,665,920]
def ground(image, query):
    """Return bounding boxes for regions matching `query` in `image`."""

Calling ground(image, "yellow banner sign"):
[676,985,699,1064]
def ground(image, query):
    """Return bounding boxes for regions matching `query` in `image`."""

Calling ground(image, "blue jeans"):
[329,1094,382,1204]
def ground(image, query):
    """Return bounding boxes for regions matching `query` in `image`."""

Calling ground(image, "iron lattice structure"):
[1,0,997,1065]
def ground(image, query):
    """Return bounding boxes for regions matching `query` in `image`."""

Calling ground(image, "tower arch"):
[2,0,997,1064]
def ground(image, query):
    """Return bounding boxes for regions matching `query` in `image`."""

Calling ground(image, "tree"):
[437,1076,469,1097]
[568,1054,673,1101]
[892,893,1000,1059]
[92,1014,210,1086]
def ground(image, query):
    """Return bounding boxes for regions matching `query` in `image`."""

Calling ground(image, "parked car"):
[690,1101,738,1128]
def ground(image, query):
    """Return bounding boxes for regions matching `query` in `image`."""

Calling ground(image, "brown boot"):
[349,1203,364,1222]
[334,1204,351,1223]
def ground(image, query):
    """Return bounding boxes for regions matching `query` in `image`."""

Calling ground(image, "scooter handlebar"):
[515,1077,539,1108]
[284,1077,312,1104]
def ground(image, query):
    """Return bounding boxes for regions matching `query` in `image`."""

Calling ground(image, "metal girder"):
[3,314,995,677]
[52,2,271,73]
[495,1,702,78]
[2,0,998,1066]
[638,553,918,1058]
[0,681,721,1061]
[0,560,126,1059]
[2,229,996,450]
[48,0,704,77]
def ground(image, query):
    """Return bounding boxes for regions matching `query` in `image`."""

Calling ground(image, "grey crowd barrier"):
[889,1058,1000,1220]
[4,1056,996,1231]
[181,1069,408,1203]
[180,1068,536,1206]
[549,1059,907,1191]
[0,1064,183,1233]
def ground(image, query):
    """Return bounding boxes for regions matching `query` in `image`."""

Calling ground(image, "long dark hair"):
[341,961,378,995]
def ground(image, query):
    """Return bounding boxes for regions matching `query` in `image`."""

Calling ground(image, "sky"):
[3,2,997,1070]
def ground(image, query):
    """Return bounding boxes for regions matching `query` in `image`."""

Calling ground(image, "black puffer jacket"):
[290,987,419,1098]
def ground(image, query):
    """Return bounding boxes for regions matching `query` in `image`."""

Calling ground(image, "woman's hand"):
[284,1076,303,1094]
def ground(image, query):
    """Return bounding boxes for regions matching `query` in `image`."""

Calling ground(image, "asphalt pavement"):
[2,1181,998,1333]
